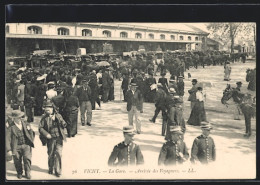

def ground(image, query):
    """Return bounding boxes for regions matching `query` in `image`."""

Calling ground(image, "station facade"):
[6,23,209,56]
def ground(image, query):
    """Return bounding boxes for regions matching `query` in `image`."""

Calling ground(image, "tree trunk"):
[231,37,234,53]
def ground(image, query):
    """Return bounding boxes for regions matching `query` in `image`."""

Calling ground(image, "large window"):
[179,35,184,40]
[170,35,175,40]
[149,33,154,39]
[6,25,9,33]
[82,29,92,37]
[160,34,165,40]
[57,27,69,35]
[27,26,42,34]
[188,36,192,41]
[103,30,111,37]
[120,32,128,38]
[195,37,199,41]
[135,32,142,39]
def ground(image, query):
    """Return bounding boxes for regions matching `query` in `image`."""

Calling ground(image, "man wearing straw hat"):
[108,126,144,166]
[190,122,216,164]
[8,110,35,179]
[158,126,189,166]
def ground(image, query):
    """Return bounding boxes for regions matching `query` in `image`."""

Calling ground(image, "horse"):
[221,85,256,137]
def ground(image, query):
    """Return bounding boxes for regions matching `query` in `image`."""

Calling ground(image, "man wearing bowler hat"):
[126,83,143,134]
[108,126,144,166]
[74,77,92,126]
[8,110,35,179]
[158,126,189,166]
[38,101,67,177]
[190,122,216,165]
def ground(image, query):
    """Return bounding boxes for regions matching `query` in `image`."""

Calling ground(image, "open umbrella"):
[96,61,110,67]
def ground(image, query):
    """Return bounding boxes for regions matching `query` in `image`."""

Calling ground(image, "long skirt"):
[65,108,78,136]
[187,101,206,126]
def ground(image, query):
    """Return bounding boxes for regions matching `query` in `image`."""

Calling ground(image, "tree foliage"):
[207,23,255,53]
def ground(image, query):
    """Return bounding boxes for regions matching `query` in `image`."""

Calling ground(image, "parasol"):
[96,61,110,67]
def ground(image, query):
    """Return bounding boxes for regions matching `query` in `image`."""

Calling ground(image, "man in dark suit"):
[102,69,111,103]
[190,122,216,165]
[158,126,189,166]
[38,101,67,177]
[8,110,35,179]
[74,78,92,126]
[121,74,130,102]
[149,83,167,125]
[126,83,143,134]
[108,126,144,166]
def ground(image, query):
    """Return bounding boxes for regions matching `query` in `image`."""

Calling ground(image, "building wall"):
[6,23,205,42]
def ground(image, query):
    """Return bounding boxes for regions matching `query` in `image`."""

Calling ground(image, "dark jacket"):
[188,84,198,102]
[158,140,189,166]
[190,135,216,164]
[38,113,67,145]
[74,86,92,102]
[102,72,111,89]
[108,141,144,166]
[155,88,167,108]
[177,81,185,96]
[126,89,142,111]
[10,120,35,154]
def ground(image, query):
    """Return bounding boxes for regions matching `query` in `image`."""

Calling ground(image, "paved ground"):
[6,60,256,180]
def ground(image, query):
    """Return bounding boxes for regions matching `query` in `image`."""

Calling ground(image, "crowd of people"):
[5,49,255,179]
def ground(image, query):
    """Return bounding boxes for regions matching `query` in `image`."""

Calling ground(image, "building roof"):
[81,23,209,35]
[207,38,221,46]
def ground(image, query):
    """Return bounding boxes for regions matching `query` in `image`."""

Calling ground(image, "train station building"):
[6,23,209,56]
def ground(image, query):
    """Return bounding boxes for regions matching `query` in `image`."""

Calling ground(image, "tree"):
[207,23,241,53]
[207,23,256,53]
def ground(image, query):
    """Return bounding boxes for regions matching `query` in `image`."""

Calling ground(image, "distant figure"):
[224,62,231,81]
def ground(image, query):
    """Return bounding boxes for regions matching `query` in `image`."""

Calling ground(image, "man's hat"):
[161,72,166,76]
[192,79,198,83]
[131,83,138,87]
[48,81,55,85]
[37,74,47,81]
[178,76,184,79]
[236,81,242,85]
[200,122,213,130]
[169,88,176,94]
[169,126,183,134]
[123,126,135,135]
[43,101,54,108]
[8,110,24,119]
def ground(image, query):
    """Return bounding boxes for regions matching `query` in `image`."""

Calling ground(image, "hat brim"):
[170,131,183,135]
[124,132,135,135]
[8,112,25,118]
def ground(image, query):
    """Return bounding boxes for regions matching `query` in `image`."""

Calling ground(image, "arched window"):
[57,27,69,35]
[103,30,111,37]
[6,25,9,33]
[195,37,199,41]
[170,35,175,40]
[188,36,192,41]
[160,34,165,40]
[120,32,128,38]
[179,35,184,40]
[82,29,92,37]
[149,33,154,39]
[135,33,142,39]
[27,26,42,34]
